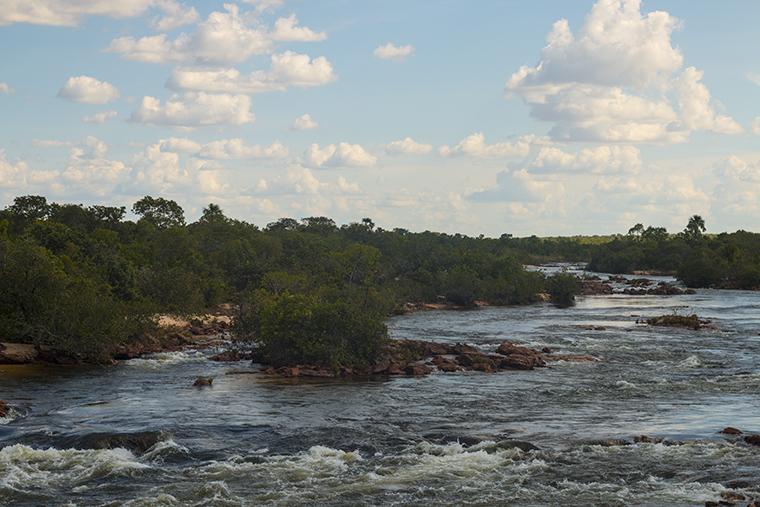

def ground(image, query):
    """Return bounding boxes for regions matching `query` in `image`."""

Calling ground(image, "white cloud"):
[0,150,31,187]
[0,83,13,94]
[529,145,641,174]
[198,139,288,160]
[506,0,739,143]
[469,169,555,203]
[149,0,198,31]
[374,42,414,61]
[58,75,120,104]
[82,110,118,124]
[108,4,271,65]
[167,52,336,93]
[385,137,432,155]
[291,113,318,130]
[0,0,197,28]
[130,92,254,127]
[439,133,531,158]
[0,0,154,26]
[336,176,360,193]
[62,136,127,190]
[270,14,326,42]
[675,67,742,134]
[305,143,377,168]
[242,0,284,13]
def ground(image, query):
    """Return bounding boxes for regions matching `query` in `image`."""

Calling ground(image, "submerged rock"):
[646,314,710,330]
[193,376,213,387]
[0,400,9,418]
[744,435,760,446]
[720,427,744,436]
[58,431,167,455]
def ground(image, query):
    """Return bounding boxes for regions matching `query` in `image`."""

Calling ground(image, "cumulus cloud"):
[82,110,118,124]
[0,82,13,94]
[62,136,127,191]
[270,14,326,42]
[107,4,327,67]
[198,139,288,160]
[107,4,271,65]
[291,113,318,130]
[506,0,739,143]
[374,42,414,61]
[58,75,120,104]
[439,133,532,159]
[167,52,336,94]
[130,92,254,127]
[305,143,377,168]
[149,0,198,31]
[385,137,432,155]
[528,145,641,174]
[0,0,197,28]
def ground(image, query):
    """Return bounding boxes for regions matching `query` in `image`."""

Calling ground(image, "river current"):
[1,272,760,506]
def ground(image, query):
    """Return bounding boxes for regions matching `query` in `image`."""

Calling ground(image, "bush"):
[547,273,579,308]
[238,291,387,369]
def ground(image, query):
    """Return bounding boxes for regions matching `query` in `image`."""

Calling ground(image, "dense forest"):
[587,216,760,289]
[0,195,577,367]
[3,196,758,368]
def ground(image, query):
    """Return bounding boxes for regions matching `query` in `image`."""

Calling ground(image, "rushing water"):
[2,274,760,506]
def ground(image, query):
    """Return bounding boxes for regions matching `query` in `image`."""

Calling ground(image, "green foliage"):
[237,291,387,369]
[132,196,185,229]
[1,195,561,364]
[547,273,580,308]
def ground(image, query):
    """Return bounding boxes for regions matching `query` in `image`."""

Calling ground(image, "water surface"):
[2,281,759,506]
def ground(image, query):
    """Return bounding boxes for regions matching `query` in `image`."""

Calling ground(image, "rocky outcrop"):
[57,431,167,455]
[580,279,614,295]
[646,314,711,330]
[259,339,597,379]
[0,342,38,364]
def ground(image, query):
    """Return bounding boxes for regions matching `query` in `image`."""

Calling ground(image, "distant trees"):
[132,196,185,229]
[547,273,579,308]
[683,214,706,241]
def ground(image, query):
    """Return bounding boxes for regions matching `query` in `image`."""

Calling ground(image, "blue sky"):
[2,0,760,235]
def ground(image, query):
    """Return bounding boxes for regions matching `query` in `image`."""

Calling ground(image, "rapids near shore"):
[2,272,760,506]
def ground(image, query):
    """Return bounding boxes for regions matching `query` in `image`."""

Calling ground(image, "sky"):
[2,0,760,236]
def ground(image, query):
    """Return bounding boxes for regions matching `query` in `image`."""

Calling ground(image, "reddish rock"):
[720,427,743,436]
[450,343,479,355]
[405,364,432,376]
[471,361,496,373]
[744,435,760,446]
[633,435,663,444]
[298,367,336,378]
[0,400,8,418]
[425,342,451,355]
[541,347,553,354]
[436,361,460,372]
[500,354,537,370]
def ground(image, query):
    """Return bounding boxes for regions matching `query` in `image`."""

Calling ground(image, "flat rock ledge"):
[260,339,598,378]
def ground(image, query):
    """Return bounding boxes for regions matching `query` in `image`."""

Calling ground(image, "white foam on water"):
[0,444,149,493]
[123,350,207,368]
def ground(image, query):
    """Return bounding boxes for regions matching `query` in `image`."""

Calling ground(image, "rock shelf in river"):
[260,339,598,378]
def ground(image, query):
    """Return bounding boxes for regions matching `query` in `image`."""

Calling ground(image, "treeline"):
[587,216,760,289]
[0,195,573,366]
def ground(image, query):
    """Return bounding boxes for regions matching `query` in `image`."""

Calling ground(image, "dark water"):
[2,277,760,506]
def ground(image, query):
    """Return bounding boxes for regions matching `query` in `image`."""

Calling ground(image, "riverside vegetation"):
[1,196,755,371]
[0,195,574,369]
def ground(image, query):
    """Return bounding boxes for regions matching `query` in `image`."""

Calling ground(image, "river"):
[1,273,760,506]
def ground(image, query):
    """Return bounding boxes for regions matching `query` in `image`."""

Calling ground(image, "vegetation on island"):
[0,195,577,366]
[4,195,755,368]
[587,215,760,289]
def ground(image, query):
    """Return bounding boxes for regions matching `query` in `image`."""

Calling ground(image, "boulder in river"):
[193,376,213,387]
[744,435,760,446]
[720,427,743,436]
[58,431,167,455]
[0,400,9,418]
